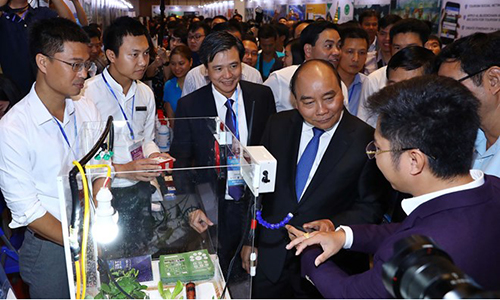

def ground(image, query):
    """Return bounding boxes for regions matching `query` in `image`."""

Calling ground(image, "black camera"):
[382,235,500,299]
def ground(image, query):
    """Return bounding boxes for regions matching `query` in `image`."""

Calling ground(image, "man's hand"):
[285,225,346,267]
[149,152,175,160]
[188,209,213,233]
[114,158,162,181]
[303,219,335,232]
[241,245,257,274]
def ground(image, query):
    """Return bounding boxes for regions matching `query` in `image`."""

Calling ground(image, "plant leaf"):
[172,281,183,299]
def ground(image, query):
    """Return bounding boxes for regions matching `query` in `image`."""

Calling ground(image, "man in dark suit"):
[248,59,391,298]
[287,75,500,298]
[170,31,276,272]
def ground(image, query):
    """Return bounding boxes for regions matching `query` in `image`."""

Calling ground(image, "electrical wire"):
[75,260,81,299]
[72,161,90,299]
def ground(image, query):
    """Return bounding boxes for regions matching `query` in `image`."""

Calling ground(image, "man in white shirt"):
[337,27,369,116]
[358,10,379,75]
[286,75,500,298]
[0,18,99,298]
[78,17,171,258]
[437,31,500,178]
[264,21,349,112]
[357,18,430,126]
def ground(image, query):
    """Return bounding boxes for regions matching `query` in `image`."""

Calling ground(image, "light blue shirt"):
[347,73,366,116]
[472,129,500,177]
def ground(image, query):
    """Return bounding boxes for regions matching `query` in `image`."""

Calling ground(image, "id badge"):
[129,140,144,160]
[227,155,244,187]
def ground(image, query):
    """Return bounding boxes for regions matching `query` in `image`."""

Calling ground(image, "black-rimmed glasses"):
[44,54,94,73]
[365,140,436,160]
[458,66,491,82]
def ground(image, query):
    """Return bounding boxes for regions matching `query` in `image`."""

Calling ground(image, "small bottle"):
[157,120,170,152]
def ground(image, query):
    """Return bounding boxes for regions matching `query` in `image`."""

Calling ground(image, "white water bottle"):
[157,120,170,152]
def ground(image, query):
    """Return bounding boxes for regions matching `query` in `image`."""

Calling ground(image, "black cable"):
[220,196,254,299]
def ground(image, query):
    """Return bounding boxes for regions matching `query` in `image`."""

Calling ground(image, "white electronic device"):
[241,146,277,197]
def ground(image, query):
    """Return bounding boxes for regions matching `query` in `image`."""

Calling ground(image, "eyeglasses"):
[44,54,95,73]
[365,140,436,160]
[188,34,205,41]
[458,66,491,82]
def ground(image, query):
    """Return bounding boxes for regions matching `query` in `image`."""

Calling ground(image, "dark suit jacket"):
[257,109,391,283]
[302,174,500,298]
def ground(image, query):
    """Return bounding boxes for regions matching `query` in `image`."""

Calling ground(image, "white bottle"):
[157,120,170,152]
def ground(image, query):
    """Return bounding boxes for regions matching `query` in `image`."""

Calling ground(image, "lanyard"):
[53,113,78,158]
[102,73,135,140]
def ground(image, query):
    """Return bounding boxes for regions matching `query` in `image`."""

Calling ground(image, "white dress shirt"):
[79,68,159,187]
[181,63,263,97]
[357,66,387,127]
[265,65,350,113]
[364,37,379,75]
[296,111,343,200]
[0,84,100,228]
[340,170,485,249]
[212,84,248,200]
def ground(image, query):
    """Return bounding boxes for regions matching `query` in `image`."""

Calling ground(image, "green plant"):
[158,280,184,299]
[95,268,149,299]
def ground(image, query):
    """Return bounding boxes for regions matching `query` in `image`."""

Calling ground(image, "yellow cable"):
[84,164,112,179]
[73,161,90,299]
[75,260,81,299]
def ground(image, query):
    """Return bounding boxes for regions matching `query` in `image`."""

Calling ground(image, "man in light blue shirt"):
[337,27,369,116]
[437,31,500,178]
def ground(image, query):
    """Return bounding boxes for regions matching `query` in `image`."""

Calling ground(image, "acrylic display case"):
[57,117,266,299]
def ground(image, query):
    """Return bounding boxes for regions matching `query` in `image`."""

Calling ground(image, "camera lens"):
[382,235,481,299]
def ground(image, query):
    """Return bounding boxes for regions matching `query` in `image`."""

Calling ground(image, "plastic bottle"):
[157,119,170,152]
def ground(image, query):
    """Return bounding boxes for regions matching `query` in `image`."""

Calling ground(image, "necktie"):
[295,127,325,201]
[224,99,243,200]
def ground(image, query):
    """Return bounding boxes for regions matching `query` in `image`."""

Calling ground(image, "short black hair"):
[29,17,89,66]
[367,75,480,179]
[274,23,290,41]
[386,46,436,79]
[285,38,304,65]
[172,25,188,45]
[378,14,402,30]
[278,17,287,22]
[199,31,244,67]
[339,27,370,49]
[300,21,338,49]
[338,20,361,31]
[242,34,258,45]
[83,26,101,40]
[390,18,430,45]
[212,21,242,37]
[290,59,341,98]
[188,21,210,36]
[435,31,500,87]
[358,9,380,25]
[0,74,22,109]
[233,13,243,20]
[258,24,278,40]
[213,15,228,22]
[427,34,442,48]
[103,16,150,56]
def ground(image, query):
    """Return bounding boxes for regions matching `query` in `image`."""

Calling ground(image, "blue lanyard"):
[53,113,78,158]
[102,73,135,140]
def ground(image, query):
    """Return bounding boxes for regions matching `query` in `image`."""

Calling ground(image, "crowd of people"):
[0,1,499,298]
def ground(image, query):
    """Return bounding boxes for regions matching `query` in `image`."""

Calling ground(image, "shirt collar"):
[102,67,137,99]
[28,83,76,126]
[212,83,241,112]
[474,128,500,156]
[401,169,485,215]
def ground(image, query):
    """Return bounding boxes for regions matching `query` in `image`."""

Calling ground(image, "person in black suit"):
[170,31,276,273]
[246,59,391,298]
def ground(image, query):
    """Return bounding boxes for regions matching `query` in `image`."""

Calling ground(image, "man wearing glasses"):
[286,75,500,297]
[187,22,210,68]
[436,31,500,178]
[0,18,100,298]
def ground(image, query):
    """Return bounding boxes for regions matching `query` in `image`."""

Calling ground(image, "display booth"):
[57,117,276,299]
